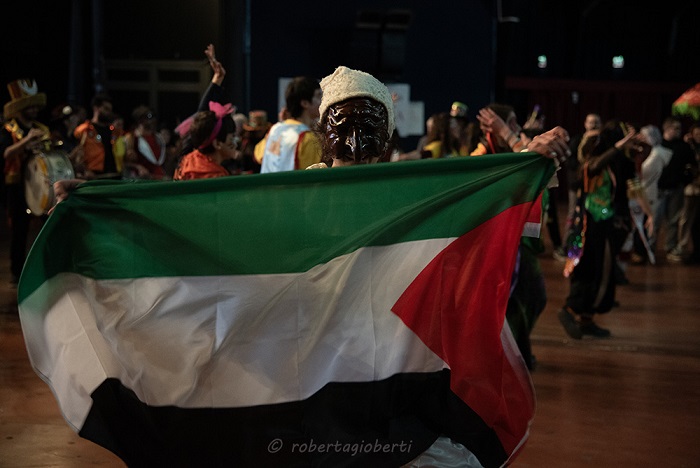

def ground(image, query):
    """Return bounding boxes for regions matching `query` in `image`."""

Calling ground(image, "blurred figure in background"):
[669,122,700,263]
[239,110,270,173]
[1,79,51,284]
[73,93,118,179]
[257,76,322,173]
[449,101,470,156]
[656,116,696,258]
[50,103,84,155]
[634,125,672,263]
[111,114,127,175]
[422,112,460,158]
[173,103,237,181]
[124,105,167,179]
[560,123,641,339]
[566,113,602,226]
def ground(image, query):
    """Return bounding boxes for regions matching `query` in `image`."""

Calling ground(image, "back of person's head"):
[662,116,681,130]
[426,112,458,157]
[91,93,112,109]
[426,112,450,142]
[318,66,395,138]
[232,113,247,134]
[640,125,662,147]
[285,76,320,119]
[592,120,625,156]
[189,110,235,153]
[132,105,155,123]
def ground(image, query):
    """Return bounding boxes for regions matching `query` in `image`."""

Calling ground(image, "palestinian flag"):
[19,154,553,467]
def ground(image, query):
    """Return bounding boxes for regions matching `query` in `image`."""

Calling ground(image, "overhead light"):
[612,55,625,69]
[537,55,547,69]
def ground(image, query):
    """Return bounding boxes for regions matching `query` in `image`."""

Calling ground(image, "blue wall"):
[248,1,495,146]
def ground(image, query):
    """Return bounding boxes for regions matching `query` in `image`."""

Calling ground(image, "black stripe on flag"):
[79,370,507,467]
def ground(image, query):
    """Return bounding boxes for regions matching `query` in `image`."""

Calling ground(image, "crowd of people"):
[394,102,699,361]
[3,45,699,358]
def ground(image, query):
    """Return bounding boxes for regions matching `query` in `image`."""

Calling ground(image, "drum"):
[24,150,75,215]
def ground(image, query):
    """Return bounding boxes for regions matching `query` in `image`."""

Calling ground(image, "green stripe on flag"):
[19,154,553,302]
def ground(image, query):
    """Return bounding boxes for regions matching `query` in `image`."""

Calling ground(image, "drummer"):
[1,78,52,285]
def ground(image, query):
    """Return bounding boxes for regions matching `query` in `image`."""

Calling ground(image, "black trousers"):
[565,215,616,315]
[6,183,31,280]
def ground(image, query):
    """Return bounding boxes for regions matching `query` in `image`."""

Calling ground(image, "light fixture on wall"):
[537,55,548,69]
[612,55,625,69]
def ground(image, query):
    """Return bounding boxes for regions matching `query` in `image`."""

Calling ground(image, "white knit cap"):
[319,66,395,137]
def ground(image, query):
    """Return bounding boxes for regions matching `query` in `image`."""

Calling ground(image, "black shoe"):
[579,321,611,338]
[615,271,630,285]
[558,308,582,340]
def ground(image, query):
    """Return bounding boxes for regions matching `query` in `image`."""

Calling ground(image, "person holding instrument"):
[1,79,52,284]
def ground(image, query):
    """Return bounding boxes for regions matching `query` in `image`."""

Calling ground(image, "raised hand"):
[205,44,226,85]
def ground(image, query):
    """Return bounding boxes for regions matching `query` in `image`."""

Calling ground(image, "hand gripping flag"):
[19,154,554,467]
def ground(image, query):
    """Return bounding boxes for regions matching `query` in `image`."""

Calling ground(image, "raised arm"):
[197,44,229,111]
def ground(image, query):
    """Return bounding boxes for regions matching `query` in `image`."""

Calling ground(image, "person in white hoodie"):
[639,125,673,256]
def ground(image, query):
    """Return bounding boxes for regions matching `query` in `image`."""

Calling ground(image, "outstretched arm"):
[524,126,571,162]
[197,44,228,111]
[3,128,46,160]
[476,108,527,152]
[48,179,87,214]
[586,130,641,174]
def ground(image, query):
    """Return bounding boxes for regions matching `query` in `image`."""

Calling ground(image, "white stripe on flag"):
[522,221,541,238]
[21,239,456,430]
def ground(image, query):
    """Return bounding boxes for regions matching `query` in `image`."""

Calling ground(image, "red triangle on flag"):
[392,201,536,456]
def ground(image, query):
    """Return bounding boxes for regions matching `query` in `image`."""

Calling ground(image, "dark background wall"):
[246,1,494,136]
[2,0,698,148]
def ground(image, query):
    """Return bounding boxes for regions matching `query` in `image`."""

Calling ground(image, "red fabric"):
[673,83,700,106]
[174,150,229,181]
[528,193,543,225]
[392,201,536,458]
[137,134,166,178]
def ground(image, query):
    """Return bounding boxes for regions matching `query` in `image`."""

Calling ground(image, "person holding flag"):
[40,66,569,467]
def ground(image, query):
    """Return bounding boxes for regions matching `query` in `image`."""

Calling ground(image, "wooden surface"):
[1,210,699,467]
[517,253,700,467]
